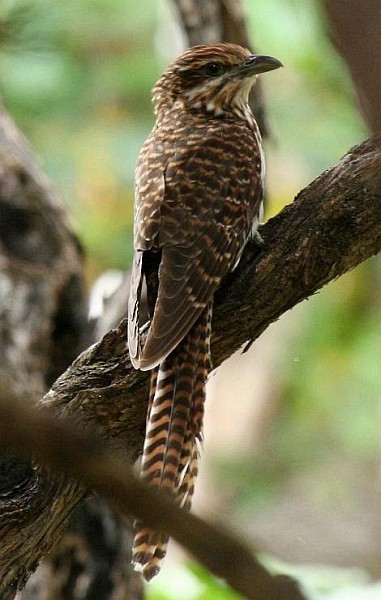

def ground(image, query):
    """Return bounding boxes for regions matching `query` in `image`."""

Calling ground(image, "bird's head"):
[152,43,282,118]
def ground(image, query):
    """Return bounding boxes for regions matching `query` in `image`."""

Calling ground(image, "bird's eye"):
[204,62,225,77]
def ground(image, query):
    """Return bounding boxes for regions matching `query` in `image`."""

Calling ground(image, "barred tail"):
[132,302,213,580]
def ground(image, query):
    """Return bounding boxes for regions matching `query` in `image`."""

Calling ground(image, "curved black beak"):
[237,54,283,77]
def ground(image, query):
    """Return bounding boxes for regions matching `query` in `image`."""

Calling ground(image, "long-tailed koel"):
[128,43,282,580]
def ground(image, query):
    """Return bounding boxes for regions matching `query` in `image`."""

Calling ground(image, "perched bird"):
[128,42,282,580]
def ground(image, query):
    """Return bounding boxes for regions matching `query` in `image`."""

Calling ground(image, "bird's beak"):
[234,54,283,78]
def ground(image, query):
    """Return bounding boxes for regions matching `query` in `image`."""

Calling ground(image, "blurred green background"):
[1,0,379,598]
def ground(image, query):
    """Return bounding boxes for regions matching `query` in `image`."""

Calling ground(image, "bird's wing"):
[128,131,165,367]
[129,119,263,370]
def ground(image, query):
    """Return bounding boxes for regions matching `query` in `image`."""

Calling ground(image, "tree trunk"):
[0,104,143,600]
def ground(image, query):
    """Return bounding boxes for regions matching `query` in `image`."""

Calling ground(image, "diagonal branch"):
[0,394,306,600]
[1,136,380,596]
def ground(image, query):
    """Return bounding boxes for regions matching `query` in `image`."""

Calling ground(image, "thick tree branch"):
[1,136,380,596]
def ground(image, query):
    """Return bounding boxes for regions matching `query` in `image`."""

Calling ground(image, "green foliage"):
[147,563,244,600]
[275,265,380,467]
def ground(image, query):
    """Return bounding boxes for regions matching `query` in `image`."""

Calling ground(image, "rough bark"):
[0,103,87,507]
[0,108,86,400]
[1,135,380,597]
[16,497,143,600]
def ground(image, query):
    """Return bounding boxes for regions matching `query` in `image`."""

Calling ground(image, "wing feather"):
[128,116,263,370]
[128,251,144,367]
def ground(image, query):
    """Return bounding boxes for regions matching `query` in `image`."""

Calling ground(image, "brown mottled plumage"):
[128,43,282,580]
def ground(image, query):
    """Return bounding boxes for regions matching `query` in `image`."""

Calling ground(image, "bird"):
[128,42,282,580]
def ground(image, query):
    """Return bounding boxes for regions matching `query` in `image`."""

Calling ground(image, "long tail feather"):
[176,301,212,509]
[132,302,213,579]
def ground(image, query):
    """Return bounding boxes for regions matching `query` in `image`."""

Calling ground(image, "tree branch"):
[1,136,380,596]
[323,0,381,133]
